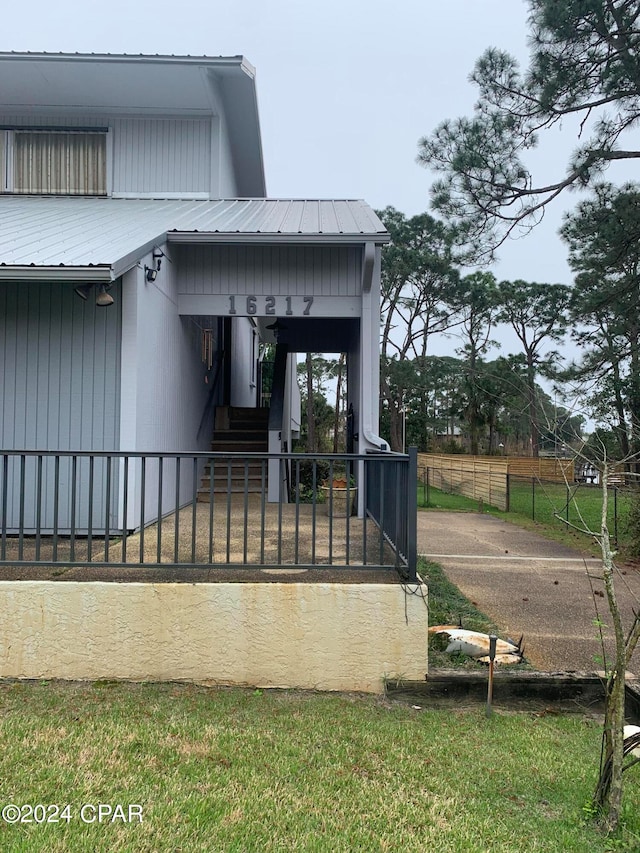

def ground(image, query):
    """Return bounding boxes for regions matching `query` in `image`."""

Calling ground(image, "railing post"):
[407,447,418,582]
[1,454,7,561]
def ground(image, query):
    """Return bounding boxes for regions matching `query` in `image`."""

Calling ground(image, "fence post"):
[426,466,430,507]
[505,472,510,513]
[407,447,418,582]
[614,486,618,548]
[532,477,535,521]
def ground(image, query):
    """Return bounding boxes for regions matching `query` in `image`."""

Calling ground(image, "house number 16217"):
[228,295,314,316]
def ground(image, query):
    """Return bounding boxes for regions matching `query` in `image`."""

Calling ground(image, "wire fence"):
[505,475,632,547]
[419,466,634,548]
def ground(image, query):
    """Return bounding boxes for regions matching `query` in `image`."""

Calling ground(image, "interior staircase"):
[198,406,269,500]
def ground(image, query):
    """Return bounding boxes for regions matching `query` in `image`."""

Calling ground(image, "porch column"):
[267,343,289,502]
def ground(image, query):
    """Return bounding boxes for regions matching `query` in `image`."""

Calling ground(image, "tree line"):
[297,183,640,463]
[377,190,640,466]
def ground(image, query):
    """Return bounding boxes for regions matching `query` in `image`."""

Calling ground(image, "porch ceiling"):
[257,317,359,352]
[0,197,389,282]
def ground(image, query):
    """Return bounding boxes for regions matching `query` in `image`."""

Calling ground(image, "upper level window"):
[1,129,107,196]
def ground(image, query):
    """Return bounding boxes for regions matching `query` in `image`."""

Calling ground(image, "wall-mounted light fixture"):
[73,284,93,301]
[145,248,165,283]
[73,283,114,307]
[95,283,114,307]
[266,319,287,342]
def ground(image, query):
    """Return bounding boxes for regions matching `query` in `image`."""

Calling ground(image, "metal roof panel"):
[0,197,389,279]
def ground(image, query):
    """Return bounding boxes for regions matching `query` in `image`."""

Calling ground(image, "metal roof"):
[0,197,389,281]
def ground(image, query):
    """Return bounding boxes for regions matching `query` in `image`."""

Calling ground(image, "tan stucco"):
[0,580,428,693]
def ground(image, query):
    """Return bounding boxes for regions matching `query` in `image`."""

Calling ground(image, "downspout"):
[360,241,388,452]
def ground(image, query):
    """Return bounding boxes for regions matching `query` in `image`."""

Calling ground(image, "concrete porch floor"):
[0,495,402,583]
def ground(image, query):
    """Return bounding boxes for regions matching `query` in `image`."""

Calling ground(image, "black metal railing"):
[0,449,417,579]
[365,447,417,580]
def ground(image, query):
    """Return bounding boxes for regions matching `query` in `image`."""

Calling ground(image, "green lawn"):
[417,483,483,513]
[1,680,639,852]
[507,478,632,541]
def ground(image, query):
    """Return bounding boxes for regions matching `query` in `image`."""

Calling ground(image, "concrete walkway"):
[417,510,640,674]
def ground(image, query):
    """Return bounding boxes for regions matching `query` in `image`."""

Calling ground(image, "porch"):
[0,449,425,693]
[0,449,418,581]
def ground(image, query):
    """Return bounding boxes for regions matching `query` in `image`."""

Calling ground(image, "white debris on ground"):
[624,725,640,758]
[428,626,524,665]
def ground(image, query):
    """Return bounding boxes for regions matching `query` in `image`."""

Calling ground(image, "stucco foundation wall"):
[0,581,428,693]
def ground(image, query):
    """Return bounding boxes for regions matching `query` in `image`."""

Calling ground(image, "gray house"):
[0,52,390,536]
[0,53,426,694]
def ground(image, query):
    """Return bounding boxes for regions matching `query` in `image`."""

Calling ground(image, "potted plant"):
[320,472,357,517]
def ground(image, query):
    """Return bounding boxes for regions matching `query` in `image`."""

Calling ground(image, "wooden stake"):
[486,634,497,717]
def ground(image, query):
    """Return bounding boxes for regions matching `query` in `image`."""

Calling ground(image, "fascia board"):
[0,266,112,282]
[0,52,248,69]
[211,69,266,198]
[166,232,391,245]
[110,234,169,279]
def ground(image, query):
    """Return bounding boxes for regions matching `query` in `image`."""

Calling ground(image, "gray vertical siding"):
[110,119,211,196]
[0,115,214,197]
[0,280,122,531]
[177,245,363,295]
[0,281,121,451]
[118,252,216,531]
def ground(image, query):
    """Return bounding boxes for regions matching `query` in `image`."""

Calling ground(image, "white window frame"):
[1,129,13,193]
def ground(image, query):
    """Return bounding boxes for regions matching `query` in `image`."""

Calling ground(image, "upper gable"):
[0,53,266,199]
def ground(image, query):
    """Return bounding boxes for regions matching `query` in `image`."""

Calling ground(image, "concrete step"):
[201,474,265,489]
[212,429,268,443]
[210,442,269,453]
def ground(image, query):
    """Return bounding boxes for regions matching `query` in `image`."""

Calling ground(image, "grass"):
[417,484,482,513]
[1,680,639,852]
[419,559,495,634]
[507,479,632,545]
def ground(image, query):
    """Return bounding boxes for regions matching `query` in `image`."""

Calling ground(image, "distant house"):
[0,52,389,534]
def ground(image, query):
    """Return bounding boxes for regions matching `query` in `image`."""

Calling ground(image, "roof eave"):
[166,232,391,245]
[0,51,249,68]
[0,265,113,282]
